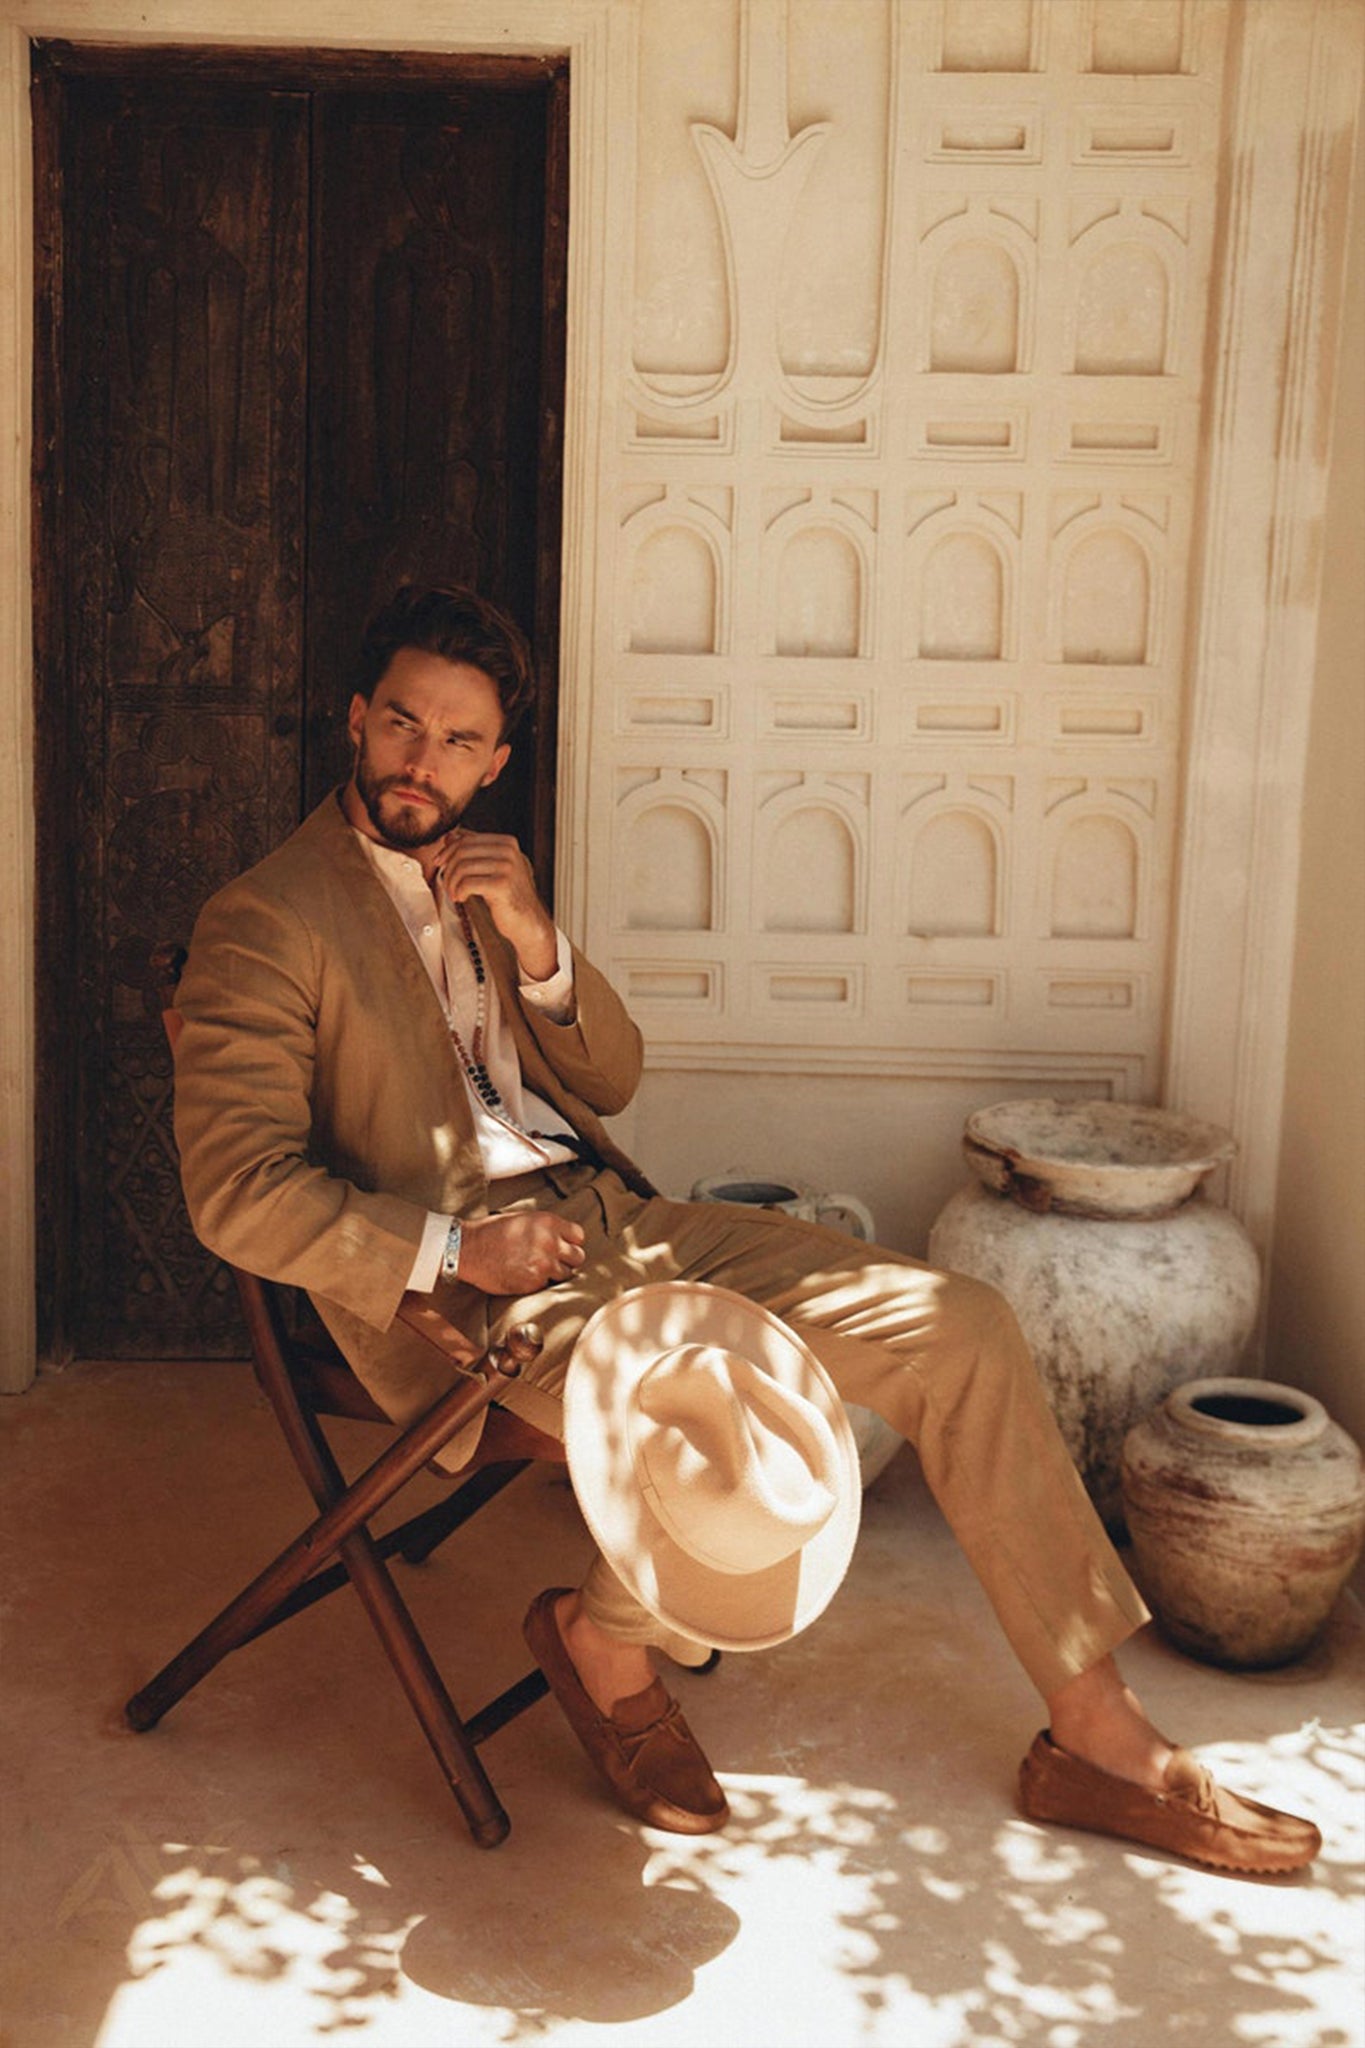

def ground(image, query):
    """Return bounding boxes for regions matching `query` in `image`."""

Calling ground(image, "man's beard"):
[354,732,464,849]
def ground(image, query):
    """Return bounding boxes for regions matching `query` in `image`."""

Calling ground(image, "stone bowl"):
[962,1099,1237,1219]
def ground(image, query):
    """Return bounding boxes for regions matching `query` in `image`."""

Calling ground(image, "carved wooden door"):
[32,48,566,1359]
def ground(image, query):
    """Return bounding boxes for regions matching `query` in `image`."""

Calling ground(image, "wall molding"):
[1165,0,1365,1270]
[0,23,35,1391]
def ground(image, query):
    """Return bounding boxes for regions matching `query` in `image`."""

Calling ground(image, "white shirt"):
[352,831,581,1290]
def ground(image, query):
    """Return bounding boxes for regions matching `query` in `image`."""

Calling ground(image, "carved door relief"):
[594,0,1229,1096]
[32,46,567,1359]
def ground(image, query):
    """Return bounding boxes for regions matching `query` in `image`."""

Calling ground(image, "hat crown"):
[633,1344,841,1575]
[564,1281,862,1652]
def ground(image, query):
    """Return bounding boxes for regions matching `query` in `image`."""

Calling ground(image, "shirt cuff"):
[410,1210,453,1293]
[518,926,576,1024]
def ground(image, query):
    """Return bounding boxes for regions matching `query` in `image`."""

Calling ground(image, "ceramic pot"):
[689,1168,900,1489]
[927,1101,1259,1530]
[690,1169,875,1242]
[1120,1378,1365,1668]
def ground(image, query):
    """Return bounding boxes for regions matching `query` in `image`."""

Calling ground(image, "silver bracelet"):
[440,1219,463,1282]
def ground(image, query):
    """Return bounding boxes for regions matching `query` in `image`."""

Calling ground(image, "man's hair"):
[357,585,537,739]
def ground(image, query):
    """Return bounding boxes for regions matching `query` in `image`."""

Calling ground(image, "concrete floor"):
[1,1358,1362,2048]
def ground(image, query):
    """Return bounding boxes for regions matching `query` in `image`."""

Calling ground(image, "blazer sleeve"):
[173,882,426,1332]
[517,939,645,1116]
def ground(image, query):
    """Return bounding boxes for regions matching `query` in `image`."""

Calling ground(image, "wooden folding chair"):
[124,943,568,1848]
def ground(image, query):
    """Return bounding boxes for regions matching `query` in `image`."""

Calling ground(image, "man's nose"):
[405,731,443,778]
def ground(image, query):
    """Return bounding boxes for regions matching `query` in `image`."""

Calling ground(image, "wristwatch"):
[440,1219,463,1283]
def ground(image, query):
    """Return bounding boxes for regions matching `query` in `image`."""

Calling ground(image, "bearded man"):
[171,584,1319,1871]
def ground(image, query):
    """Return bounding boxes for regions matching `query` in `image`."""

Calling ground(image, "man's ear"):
[480,742,512,790]
[346,693,368,752]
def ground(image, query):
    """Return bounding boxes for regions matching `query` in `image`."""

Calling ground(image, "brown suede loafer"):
[1018,1730,1321,1874]
[523,1588,729,1835]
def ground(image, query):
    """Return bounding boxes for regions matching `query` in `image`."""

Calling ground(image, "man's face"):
[343,648,511,852]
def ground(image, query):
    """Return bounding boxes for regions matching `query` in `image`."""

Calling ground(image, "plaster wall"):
[1265,84,1365,1448]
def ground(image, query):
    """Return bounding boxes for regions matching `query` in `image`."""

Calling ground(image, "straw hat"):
[563,1282,862,1652]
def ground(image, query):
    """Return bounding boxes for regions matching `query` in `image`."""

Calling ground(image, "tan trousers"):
[459,1162,1148,1702]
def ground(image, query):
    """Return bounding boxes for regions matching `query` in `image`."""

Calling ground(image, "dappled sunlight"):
[99,1841,418,2041]
[1116,1720,1365,2048]
[1187,1717,1365,1878]
[13,1360,1361,2048]
[632,1717,1364,2048]
[428,1119,458,1166]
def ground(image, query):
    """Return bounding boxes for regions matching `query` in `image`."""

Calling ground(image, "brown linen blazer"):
[173,792,650,1429]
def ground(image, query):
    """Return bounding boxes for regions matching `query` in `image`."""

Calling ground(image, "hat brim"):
[563,1282,862,1652]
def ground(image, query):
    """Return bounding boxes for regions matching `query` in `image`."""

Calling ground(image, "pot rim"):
[962,1099,1237,1219]
[1163,1376,1327,1448]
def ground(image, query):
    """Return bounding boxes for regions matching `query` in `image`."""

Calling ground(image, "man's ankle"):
[557,1591,655,1714]
[1047,1662,1173,1790]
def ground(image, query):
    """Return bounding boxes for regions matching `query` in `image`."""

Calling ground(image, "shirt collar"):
[350,825,433,898]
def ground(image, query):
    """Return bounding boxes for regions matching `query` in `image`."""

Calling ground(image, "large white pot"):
[927,1102,1260,1530]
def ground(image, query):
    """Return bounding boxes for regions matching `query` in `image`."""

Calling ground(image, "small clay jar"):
[1120,1377,1365,1669]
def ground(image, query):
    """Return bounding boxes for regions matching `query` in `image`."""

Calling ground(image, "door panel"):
[304,83,553,849]
[50,73,309,1356]
[33,50,565,1358]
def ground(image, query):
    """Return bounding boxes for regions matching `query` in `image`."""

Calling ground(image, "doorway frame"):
[1,0,618,1390]
[1,0,1361,1392]
[27,38,571,1360]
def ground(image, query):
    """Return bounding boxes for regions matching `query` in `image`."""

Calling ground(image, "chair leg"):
[221,1463,534,1648]
[125,1366,502,1730]
[125,1367,519,1846]
[327,1528,512,1849]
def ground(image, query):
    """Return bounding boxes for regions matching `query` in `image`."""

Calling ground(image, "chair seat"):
[290,1322,566,1466]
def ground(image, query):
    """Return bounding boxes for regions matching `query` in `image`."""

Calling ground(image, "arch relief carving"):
[616,769,725,936]
[1067,200,1187,378]
[757,772,866,934]
[763,491,875,658]
[908,811,1001,938]
[920,198,1038,375]
[1087,0,1190,77]
[1059,527,1153,666]
[930,239,1021,374]
[906,492,1020,661]
[621,489,730,654]
[775,526,863,658]
[939,0,1038,75]
[1043,780,1156,942]
[1051,812,1140,940]
[900,777,1010,940]
[628,525,719,655]
[761,806,858,933]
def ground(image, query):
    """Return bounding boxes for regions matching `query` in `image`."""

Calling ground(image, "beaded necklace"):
[444,901,592,1164]
[448,901,501,1112]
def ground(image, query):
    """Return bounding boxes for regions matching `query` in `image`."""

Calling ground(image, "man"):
[174,585,1318,1869]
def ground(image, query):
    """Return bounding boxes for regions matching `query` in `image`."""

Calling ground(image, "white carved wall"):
[581,0,1226,1124]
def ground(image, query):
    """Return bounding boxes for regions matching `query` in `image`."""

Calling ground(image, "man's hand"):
[431,828,557,982]
[457,1211,587,1295]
